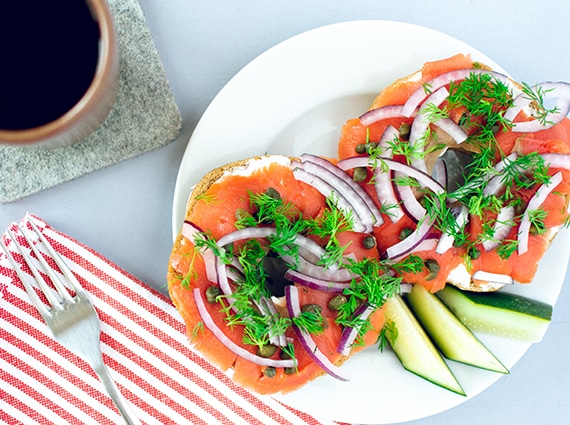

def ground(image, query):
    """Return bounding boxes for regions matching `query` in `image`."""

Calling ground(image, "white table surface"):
[2,1,569,424]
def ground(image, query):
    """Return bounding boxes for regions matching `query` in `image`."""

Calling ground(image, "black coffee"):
[0,2,100,130]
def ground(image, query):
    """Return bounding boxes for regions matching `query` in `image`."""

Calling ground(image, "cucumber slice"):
[406,285,508,374]
[436,285,552,342]
[383,295,465,396]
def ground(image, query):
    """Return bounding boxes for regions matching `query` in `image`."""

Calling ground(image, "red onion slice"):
[359,105,404,126]
[434,118,468,144]
[338,156,445,194]
[257,296,288,347]
[292,165,368,233]
[337,304,375,356]
[432,157,448,189]
[281,253,359,282]
[193,288,296,368]
[285,286,350,381]
[381,158,446,195]
[299,154,383,229]
[518,171,563,255]
[482,153,519,196]
[503,90,530,123]
[379,125,401,153]
[374,166,405,223]
[394,171,427,222]
[338,157,445,223]
[472,271,514,285]
[216,227,276,247]
[402,68,515,117]
[217,226,328,266]
[482,206,516,252]
[284,268,351,293]
[390,237,438,262]
[508,82,570,132]
[386,215,435,260]
[182,220,218,283]
[540,153,570,170]
[408,87,450,173]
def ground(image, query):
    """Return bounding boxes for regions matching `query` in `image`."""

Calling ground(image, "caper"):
[362,235,376,249]
[301,303,322,314]
[235,207,252,222]
[513,200,526,216]
[205,286,221,304]
[263,366,276,378]
[353,167,368,183]
[279,350,292,360]
[423,260,440,281]
[265,187,281,200]
[366,142,379,153]
[398,122,411,139]
[425,272,438,281]
[399,227,413,240]
[257,344,277,358]
[424,259,440,274]
[328,294,348,311]
[529,224,541,236]
[355,143,367,154]
[284,367,296,375]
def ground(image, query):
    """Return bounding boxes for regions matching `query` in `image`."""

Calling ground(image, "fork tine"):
[1,229,53,320]
[27,219,85,296]
[17,223,75,306]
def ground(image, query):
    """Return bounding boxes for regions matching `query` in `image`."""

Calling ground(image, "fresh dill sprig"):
[389,254,425,275]
[421,101,450,123]
[383,131,445,165]
[496,239,519,260]
[448,72,513,140]
[378,319,398,352]
[193,231,233,264]
[305,196,354,269]
[195,192,220,205]
[422,192,469,247]
[527,208,548,235]
[343,257,401,310]
[292,310,325,335]
[190,321,205,342]
[521,82,560,126]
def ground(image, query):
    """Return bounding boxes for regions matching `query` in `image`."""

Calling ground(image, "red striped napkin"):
[0,214,345,425]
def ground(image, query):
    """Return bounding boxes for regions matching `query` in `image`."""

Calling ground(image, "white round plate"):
[171,20,570,424]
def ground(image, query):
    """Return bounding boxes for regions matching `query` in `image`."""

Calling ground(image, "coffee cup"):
[0,0,119,148]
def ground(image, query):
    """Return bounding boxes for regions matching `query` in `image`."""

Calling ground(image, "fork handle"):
[94,363,142,425]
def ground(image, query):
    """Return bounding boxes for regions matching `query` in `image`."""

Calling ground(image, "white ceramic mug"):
[0,0,119,148]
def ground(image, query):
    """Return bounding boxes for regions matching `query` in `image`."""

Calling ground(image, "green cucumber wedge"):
[436,285,552,342]
[383,295,465,396]
[406,285,508,374]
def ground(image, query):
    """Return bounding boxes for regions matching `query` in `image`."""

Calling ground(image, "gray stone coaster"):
[0,0,182,203]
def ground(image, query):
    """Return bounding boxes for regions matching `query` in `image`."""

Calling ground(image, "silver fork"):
[1,220,142,425]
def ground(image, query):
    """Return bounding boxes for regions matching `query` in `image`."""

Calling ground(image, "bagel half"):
[168,155,389,394]
[337,53,570,292]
